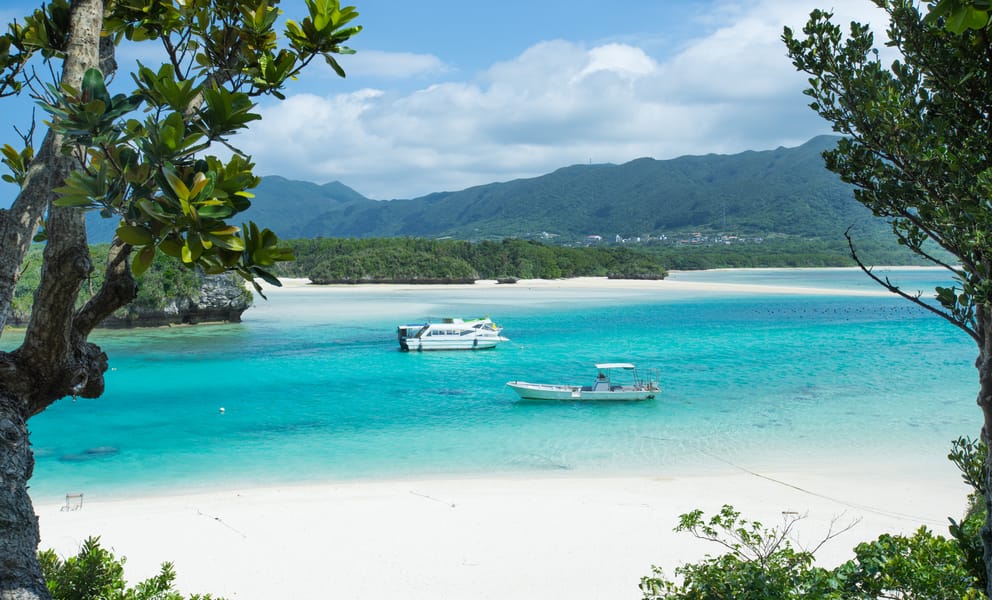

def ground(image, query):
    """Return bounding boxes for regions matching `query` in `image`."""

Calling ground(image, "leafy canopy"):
[1,0,361,292]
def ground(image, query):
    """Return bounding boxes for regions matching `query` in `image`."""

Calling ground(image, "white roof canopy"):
[595,363,635,370]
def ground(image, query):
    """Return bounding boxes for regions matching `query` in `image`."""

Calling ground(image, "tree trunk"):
[0,393,46,599]
[978,306,992,598]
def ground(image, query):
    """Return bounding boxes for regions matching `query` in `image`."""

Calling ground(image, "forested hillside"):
[84,135,882,246]
[237,135,880,242]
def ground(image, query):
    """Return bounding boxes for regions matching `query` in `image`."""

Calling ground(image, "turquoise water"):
[18,268,980,499]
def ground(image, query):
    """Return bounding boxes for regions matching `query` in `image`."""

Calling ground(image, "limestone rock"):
[99,272,252,328]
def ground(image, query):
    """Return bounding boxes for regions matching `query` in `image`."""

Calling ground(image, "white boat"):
[397,317,509,351]
[507,363,659,401]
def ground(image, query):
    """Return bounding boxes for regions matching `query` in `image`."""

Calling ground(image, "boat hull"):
[506,381,656,401]
[401,337,502,351]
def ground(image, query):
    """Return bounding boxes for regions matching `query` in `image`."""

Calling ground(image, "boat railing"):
[632,368,660,389]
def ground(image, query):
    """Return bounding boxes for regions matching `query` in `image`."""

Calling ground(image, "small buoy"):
[219,407,225,414]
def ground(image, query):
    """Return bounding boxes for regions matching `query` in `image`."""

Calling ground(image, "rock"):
[100,272,253,328]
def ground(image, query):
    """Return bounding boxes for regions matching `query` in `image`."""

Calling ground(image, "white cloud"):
[236,0,893,200]
[344,50,449,79]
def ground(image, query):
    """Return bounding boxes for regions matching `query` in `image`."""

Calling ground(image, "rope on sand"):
[642,435,949,527]
[194,508,248,538]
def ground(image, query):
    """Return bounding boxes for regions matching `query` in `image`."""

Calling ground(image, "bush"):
[39,537,220,600]
[641,438,989,599]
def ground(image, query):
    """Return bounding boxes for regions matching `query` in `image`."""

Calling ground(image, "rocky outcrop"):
[100,272,253,328]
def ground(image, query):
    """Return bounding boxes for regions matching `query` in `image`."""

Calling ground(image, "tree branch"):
[846,228,980,344]
[0,127,62,337]
[72,240,137,337]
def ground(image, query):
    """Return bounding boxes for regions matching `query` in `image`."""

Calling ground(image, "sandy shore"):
[35,269,962,598]
[265,271,900,297]
[37,467,966,600]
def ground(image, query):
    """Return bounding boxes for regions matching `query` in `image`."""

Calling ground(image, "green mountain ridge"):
[87,135,885,244]
[245,135,883,242]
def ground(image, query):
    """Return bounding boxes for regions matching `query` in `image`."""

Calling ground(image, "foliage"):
[926,0,992,32]
[640,507,984,600]
[278,237,669,282]
[949,436,990,592]
[641,235,936,270]
[2,0,361,291]
[837,527,983,598]
[39,536,218,600]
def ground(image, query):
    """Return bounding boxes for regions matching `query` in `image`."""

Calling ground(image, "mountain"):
[87,136,879,243]
[245,135,878,242]
[85,176,369,243]
[246,177,368,238]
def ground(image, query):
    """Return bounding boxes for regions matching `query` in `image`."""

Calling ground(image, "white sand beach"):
[35,270,968,599]
[267,271,899,297]
[37,469,967,600]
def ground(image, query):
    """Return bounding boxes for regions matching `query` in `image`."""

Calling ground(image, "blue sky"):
[0,0,887,201]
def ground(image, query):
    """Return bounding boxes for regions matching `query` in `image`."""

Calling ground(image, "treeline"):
[277,238,668,283]
[276,236,935,284]
[641,236,936,270]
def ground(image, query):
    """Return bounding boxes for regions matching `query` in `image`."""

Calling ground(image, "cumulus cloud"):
[236,0,891,200]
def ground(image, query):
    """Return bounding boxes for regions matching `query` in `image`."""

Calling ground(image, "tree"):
[0,1,360,598]
[782,0,992,594]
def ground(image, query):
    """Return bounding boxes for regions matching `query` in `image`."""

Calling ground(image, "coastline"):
[34,266,967,599]
[262,265,947,297]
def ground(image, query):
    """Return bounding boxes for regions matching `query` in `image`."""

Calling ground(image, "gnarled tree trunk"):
[0,1,134,598]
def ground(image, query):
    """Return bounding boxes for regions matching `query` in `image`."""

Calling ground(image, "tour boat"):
[397,317,509,351]
[507,363,659,401]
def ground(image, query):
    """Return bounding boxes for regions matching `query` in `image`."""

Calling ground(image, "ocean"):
[16,268,979,500]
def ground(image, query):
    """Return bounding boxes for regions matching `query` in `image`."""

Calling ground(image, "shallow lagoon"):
[22,268,978,500]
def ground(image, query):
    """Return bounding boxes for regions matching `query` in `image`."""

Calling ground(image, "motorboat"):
[397,317,509,351]
[507,363,659,401]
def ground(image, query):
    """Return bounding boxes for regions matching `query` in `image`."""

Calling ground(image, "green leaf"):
[159,237,183,258]
[164,170,190,201]
[208,233,246,251]
[132,245,155,276]
[81,69,111,105]
[116,224,155,246]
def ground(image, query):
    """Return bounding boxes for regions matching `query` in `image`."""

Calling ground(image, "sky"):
[0,0,889,201]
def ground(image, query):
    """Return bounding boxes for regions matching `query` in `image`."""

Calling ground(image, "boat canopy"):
[595,363,636,370]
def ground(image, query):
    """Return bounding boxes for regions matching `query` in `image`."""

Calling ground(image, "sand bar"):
[267,273,898,297]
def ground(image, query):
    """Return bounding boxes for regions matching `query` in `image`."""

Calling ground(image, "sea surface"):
[12,268,980,500]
